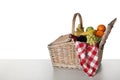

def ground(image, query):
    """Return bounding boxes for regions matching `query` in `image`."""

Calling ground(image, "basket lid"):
[48,34,72,46]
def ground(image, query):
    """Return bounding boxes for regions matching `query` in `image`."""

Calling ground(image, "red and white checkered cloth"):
[75,41,99,77]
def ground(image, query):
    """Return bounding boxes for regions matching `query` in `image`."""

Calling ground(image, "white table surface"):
[0,59,120,80]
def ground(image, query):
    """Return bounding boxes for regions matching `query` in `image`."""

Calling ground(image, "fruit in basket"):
[84,26,98,45]
[80,30,96,36]
[86,26,94,32]
[95,30,104,37]
[74,30,81,37]
[74,24,84,37]
[95,24,106,37]
[86,34,100,45]
[97,24,106,32]
[77,24,84,32]
[77,35,87,42]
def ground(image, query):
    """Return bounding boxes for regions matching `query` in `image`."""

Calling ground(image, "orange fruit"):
[95,30,104,37]
[97,24,106,32]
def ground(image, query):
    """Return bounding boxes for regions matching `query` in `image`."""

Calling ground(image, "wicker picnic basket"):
[48,13,116,69]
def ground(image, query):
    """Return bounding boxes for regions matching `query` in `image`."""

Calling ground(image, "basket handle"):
[98,18,117,63]
[99,18,117,49]
[72,13,84,34]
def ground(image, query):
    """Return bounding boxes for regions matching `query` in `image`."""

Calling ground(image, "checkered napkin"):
[75,41,99,77]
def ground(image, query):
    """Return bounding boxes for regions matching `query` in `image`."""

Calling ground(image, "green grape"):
[86,34,100,45]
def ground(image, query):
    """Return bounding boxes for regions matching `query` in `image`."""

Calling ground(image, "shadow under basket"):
[48,13,117,69]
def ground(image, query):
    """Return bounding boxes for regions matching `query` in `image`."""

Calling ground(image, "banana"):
[77,24,84,32]
[80,30,96,36]
[73,24,84,37]
[74,31,81,37]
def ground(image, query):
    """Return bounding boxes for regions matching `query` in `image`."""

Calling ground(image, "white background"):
[0,0,119,59]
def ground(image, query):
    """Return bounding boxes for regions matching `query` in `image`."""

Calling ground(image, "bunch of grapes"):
[86,33,100,45]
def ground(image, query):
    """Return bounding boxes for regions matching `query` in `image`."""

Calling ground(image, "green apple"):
[86,26,94,32]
